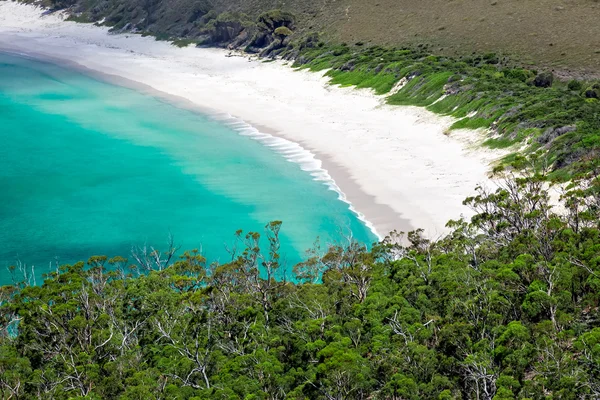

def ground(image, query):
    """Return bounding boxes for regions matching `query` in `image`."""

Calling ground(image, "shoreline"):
[0,2,502,239]
[0,45,400,239]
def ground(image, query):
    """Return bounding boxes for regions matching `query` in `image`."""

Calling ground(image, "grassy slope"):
[328,0,600,79]
[209,0,600,77]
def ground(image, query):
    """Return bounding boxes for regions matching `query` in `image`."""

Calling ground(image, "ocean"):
[0,52,376,284]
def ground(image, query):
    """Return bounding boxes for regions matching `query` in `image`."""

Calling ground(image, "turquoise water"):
[0,53,375,284]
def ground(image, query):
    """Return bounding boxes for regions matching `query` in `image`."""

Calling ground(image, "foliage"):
[274,26,293,38]
[65,13,92,23]
[171,38,198,48]
[3,172,600,399]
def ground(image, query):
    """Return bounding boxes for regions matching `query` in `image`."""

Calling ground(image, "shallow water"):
[0,53,376,284]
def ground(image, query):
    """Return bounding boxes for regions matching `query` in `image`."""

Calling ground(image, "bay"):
[0,53,375,284]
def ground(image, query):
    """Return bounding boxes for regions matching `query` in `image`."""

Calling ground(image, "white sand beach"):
[0,1,502,239]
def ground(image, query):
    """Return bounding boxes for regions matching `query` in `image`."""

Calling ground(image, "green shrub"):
[274,26,293,37]
[171,38,197,47]
[567,80,583,91]
[66,13,91,23]
[505,69,533,82]
[532,71,554,88]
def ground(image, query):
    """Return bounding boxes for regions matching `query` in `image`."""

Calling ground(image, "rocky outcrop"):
[191,9,297,56]
[211,20,245,43]
[66,0,298,55]
[537,125,576,145]
[245,10,295,56]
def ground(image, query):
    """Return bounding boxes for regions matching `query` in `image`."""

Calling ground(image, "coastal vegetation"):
[3,170,600,399]
[283,41,600,181]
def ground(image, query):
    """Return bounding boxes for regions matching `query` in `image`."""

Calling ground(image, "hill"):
[57,0,600,77]
[330,0,600,79]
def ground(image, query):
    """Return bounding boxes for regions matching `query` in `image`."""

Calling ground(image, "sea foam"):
[212,113,382,241]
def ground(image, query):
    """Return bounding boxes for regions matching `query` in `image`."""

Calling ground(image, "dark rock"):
[340,61,356,71]
[537,125,576,145]
[210,20,245,44]
[257,32,292,57]
[257,10,295,32]
[585,89,599,99]
[259,41,283,57]
[295,55,310,65]
[283,49,299,61]
[195,34,211,46]
[373,63,385,74]
[229,25,256,48]
[407,70,422,79]
[444,83,462,95]
[533,71,554,88]
[296,33,319,51]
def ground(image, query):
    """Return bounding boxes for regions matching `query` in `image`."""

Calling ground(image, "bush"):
[505,69,532,83]
[274,26,293,38]
[533,71,554,88]
[568,80,583,91]
[171,38,197,48]
[585,88,599,98]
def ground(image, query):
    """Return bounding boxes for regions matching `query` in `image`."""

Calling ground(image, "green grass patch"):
[289,41,600,178]
[66,14,92,23]
[171,39,198,48]
[388,71,453,106]
[451,117,492,130]
[482,137,518,149]
[327,69,399,95]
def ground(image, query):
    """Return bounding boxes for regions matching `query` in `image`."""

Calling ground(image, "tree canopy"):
[2,169,600,399]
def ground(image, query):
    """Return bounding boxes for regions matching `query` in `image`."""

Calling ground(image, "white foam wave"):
[211,112,382,240]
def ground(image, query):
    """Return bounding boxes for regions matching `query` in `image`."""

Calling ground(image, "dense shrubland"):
[3,165,600,399]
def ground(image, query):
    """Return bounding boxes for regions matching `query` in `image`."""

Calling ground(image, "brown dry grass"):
[222,0,600,77]
[336,0,600,77]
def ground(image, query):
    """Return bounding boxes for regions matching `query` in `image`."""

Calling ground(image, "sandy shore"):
[0,2,502,239]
